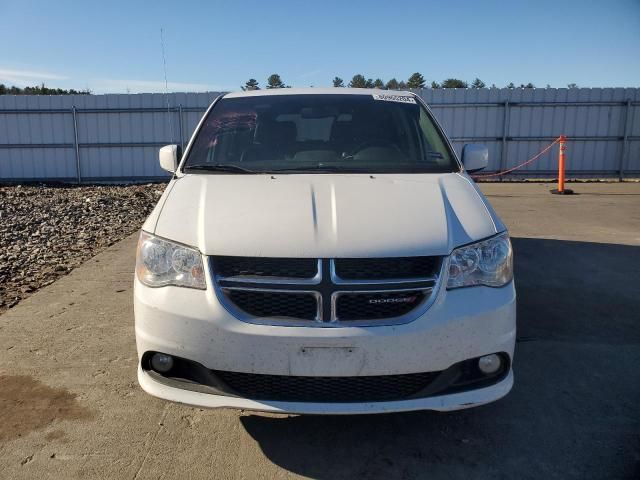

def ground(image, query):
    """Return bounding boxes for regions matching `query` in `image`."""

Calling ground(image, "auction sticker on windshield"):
[372,93,416,104]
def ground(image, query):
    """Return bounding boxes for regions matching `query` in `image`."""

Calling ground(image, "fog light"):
[478,354,502,375]
[151,353,174,373]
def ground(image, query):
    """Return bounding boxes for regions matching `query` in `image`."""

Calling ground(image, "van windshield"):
[183,94,458,174]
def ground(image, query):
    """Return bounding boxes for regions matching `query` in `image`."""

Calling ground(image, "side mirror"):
[461,144,488,173]
[159,144,181,173]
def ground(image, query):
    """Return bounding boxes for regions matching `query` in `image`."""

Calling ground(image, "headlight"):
[447,232,513,289]
[136,231,206,289]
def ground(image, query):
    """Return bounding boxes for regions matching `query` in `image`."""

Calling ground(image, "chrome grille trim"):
[329,259,437,285]
[210,257,444,327]
[217,259,322,285]
[330,287,434,324]
[220,287,323,323]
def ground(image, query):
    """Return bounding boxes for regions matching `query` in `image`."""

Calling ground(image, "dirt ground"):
[0,182,638,479]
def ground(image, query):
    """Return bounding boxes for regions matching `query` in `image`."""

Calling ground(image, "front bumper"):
[134,276,516,413]
[138,365,513,414]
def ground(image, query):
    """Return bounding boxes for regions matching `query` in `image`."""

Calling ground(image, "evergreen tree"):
[431,81,440,89]
[567,83,578,88]
[406,72,426,89]
[349,74,367,88]
[385,78,399,90]
[365,78,375,88]
[332,77,345,87]
[372,78,385,89]
[398,81,408,90]
[471,78,486,89]
[241,79,260,91]
[441,78,468,88]
[507,82,515,89]
[266,74,286,89]
[0,83,91,95]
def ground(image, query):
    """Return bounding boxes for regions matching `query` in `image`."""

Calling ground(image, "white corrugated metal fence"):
[0,88,638,182]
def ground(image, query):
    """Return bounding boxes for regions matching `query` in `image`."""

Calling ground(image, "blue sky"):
[1,0,638,93]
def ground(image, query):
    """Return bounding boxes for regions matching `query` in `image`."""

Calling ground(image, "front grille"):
[213,256,317,279]
[224,289,318,320]
[334,257,439,281]
[335,290,429,321]
[216,370,439,402]
[213,257,442,326]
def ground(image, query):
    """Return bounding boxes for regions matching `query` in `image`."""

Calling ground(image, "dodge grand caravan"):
[134,88,515,414]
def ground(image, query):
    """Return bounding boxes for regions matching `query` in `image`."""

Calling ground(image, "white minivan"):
[134,88,515,414]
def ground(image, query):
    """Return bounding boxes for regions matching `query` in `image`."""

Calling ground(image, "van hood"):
[152,173,503,258]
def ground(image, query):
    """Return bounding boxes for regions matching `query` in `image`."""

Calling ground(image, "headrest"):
[257,121,297,145]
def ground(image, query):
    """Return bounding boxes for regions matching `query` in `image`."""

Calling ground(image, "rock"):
[0,183,166,312]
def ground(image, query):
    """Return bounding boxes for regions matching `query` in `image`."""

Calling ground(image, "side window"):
[210,132,234,163]
[206,113,256,163]
[418,108,452,165]
[391,107,418,161]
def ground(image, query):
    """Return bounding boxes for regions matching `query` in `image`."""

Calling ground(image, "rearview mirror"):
[461,144,488,173]
[159,144,181,173]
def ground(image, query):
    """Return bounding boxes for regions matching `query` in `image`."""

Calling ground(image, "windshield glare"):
[183,94,458,174]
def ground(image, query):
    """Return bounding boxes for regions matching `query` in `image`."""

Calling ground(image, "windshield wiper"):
[269,165,370,173]
[184,164,258,174]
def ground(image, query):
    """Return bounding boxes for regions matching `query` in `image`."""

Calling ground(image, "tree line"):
[0,83,91,95]
[243,73,579,91]
[0,77,580,96]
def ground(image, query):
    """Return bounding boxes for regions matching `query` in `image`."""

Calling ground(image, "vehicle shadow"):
[239,238,640,479]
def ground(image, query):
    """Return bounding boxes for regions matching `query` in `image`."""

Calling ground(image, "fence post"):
[178,104,184,151]
[619,99,632,181]
[500,100,510,179]
[72,106,81,184]
[551,135,573,195]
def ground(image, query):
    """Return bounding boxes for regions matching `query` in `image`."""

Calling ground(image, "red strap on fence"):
[472,136,562,178]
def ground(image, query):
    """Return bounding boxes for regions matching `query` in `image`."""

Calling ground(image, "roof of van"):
[223,87,415,98]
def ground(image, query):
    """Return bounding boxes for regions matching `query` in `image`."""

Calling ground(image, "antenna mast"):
[160,27,175,143]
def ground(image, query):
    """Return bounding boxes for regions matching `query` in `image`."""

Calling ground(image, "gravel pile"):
[0,184,166,312]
